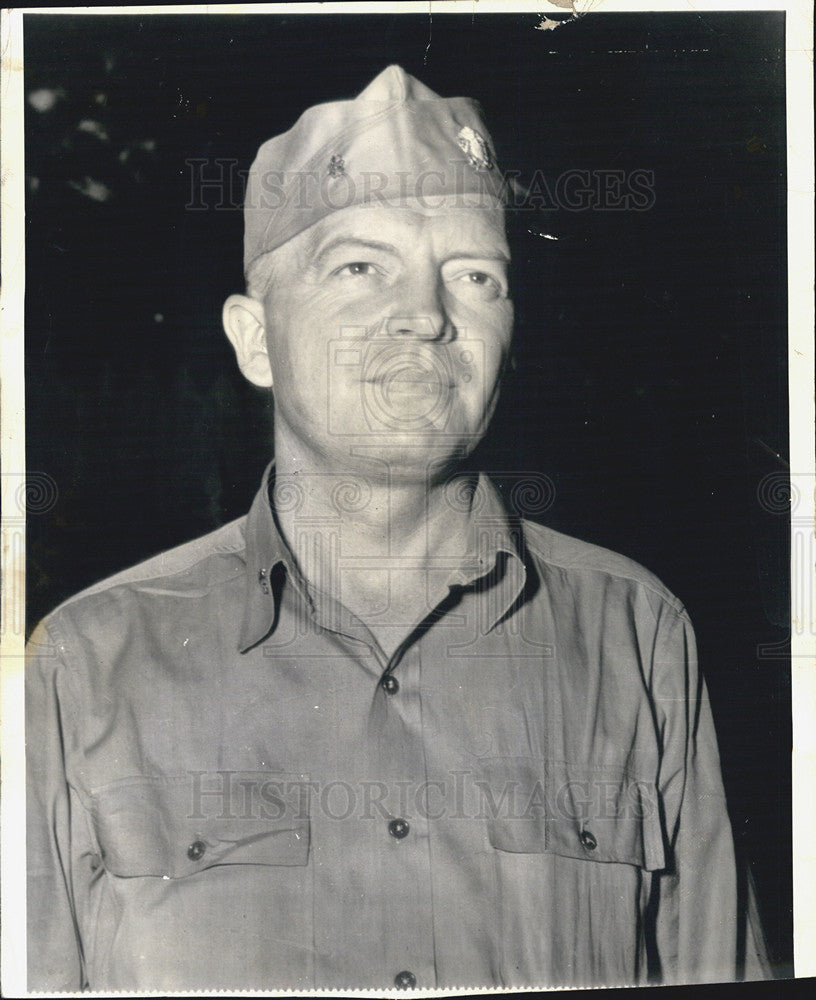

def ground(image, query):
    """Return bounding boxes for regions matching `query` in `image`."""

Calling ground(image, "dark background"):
[24,11,791,975]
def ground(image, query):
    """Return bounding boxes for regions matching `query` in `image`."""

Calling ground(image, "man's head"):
[223,66,514,482]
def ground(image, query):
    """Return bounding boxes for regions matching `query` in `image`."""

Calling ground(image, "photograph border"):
[2,2,813,995]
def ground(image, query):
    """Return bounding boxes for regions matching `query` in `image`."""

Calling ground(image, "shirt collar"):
[237,461,292,652]
[446,475,528,635]
[237,462,528,653]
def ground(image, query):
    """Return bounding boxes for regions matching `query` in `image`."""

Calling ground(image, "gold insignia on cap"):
[328,154,346,178]
[457,126,493,171]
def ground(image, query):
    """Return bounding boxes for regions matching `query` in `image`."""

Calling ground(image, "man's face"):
[259,202,514,481]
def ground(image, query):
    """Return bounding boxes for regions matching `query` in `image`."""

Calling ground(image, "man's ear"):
[222,294,274,388]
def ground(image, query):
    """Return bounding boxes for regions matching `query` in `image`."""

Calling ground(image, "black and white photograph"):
[1,2,811,994]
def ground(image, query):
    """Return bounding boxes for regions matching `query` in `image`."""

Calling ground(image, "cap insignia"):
[457,126,493,171]
[328,154,346,178]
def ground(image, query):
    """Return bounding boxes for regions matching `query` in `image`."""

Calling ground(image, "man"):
[26,65,768,991]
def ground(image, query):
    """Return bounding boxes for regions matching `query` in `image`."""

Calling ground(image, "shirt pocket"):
[478,756,665,987]
[89,772,310,878]
[481,756,665,871]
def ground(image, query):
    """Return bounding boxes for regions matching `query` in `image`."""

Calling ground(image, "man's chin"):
[332,430,484,481]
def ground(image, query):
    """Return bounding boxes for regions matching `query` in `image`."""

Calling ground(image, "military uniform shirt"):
[26,466,769,991]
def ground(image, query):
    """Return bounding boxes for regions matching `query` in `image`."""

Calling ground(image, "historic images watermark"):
[326,334,487,438]
[185,159,656,214]
[185,769,656,824]
[756,472,815,658]
[1,473,58,652]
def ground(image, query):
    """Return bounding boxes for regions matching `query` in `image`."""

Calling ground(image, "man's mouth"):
[364,358,454,396]
[375,373,453,397]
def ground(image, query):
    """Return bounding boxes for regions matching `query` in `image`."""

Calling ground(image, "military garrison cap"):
[243,65,506,274]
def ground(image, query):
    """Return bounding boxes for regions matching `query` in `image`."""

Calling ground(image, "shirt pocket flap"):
[481,757,666,871]
[90,773,310,878]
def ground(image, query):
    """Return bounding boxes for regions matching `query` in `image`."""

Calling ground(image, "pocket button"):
[579,829,597,851]
[187,840,207,861]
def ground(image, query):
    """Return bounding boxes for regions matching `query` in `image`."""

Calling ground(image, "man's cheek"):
[304,283,369,316]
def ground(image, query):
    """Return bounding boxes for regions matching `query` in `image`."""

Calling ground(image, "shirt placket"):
[308,608,437,990]
[370,640,437,990]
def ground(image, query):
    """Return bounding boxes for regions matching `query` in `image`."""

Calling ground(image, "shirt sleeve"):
[650,604,772,983]
[26,615,87,991]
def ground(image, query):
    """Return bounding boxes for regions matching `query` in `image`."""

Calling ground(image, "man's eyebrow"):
[309,236,400,265]
[444,251,511,264]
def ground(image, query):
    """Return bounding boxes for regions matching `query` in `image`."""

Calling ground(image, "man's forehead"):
[301,203,510,259]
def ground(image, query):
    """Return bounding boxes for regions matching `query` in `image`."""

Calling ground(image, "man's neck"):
[271,437,476,656]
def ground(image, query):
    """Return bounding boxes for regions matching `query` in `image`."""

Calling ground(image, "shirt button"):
[187,840,207,861]
[388,818,410,840]
[394,970,417,989]
[579,829,597,851]
[381,674,399,695]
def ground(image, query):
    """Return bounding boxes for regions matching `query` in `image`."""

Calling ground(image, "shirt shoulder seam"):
[520,518,689,624]
[46,516,248,617]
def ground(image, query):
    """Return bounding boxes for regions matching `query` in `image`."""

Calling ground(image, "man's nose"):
[385,273,452,341]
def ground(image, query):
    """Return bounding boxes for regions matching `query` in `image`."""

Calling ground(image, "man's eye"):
[465,272,494,286]
[451,270,504,300]
[337,262,379,277]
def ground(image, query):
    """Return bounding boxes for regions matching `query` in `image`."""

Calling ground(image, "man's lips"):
[364,361,454,393]
[367,377,455,400]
